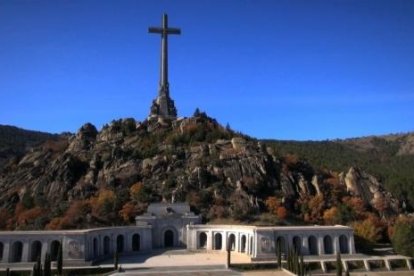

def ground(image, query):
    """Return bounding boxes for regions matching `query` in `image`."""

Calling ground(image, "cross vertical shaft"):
[148,13,181,118]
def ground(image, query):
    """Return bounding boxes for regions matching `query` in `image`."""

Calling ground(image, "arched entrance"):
[10,241,23,262]
[116,235,124,253]
[199,232,207,249]
[241,235,247,252]
[132,234,140,251]
[276,236,287,254]
[164,230,174,248]
[339,235,349,254]
[50,240,60,261]
[228,234,236,251]
[308,236,318,255]
[30,240,42,262]
[214,233,222,250]
[0,242,3,260]
[103,236,110,255]
[324,235,333,254]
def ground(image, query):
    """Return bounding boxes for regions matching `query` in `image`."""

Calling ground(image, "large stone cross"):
[149,13,181,98]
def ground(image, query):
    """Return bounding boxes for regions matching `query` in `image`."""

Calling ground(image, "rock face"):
[0,116,401,229]
[344,167,399,213]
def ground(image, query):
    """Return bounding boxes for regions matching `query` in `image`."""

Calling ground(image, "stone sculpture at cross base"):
[148,13,180,120]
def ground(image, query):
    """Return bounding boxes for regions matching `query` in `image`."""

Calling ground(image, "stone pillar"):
[349,235,356,254]
[301,236,309,255]
[252,232,257,258]
[98,235,102,257]
[333,235,340,254]
[318,236,324,255]
[125,233,132,252]
[41,241,48,262]
[2,242,10,263]
[111,234,115,255]
[223,232,228,252]
[207,231,212,250]
[22,240,30,262]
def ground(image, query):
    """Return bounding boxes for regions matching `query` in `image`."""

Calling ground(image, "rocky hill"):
[266,133,414,210]
[0,114,406,240]
[0,125,57,169]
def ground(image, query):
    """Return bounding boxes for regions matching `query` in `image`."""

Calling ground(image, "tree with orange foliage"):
[119,202,136,223]
[265,196,280,214]
[129,182,151,203]
[276,206,287,220]
[90,189,116,217]
[373,196,390,218]
[342,196,367,219]
[0,208,11,229]
[352,215,384,243]
[16,207,44,226]
[323,207,340,225]
[47,200,91,229]
[308,194,325,222]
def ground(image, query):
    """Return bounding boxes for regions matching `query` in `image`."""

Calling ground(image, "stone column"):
[207,231,212,250]
[252,232,257,258]
[301,236,309,255]
[22,239,30,262]
[125,233,132,252]
[318,236,324,255]
[2,242,10,263]
[349,235,356,254]
[41,241,48,262]
[333,235,340,254]
[223,232,228,252]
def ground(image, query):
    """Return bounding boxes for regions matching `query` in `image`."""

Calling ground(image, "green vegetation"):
[391,219,414,257]
[0,125,56,169]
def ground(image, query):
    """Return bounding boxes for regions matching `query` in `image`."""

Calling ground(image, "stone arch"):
[30,240,42,262]
[10,241,23,262]
[116,234,124,253]
[339,235,349,254]
[276,236,287,254]
[199,232,207,249]
[164,230,174,248]
[308,236,318,255]
[132,234,140,251]
[50,240,60,261]
[241,235,247,252]
[103,236,110,255]
[324,235,333,254]
[93,237,98,257]
[293,236,302,254]
[0,241,3,260]
[214,233,222,250]
[228,233,236,251]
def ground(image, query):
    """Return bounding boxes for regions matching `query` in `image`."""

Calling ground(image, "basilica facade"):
[0,202,355,266]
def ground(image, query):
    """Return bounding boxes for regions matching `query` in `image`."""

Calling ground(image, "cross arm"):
[148,27,181,35]
[148,27,163,33]
[166,28,181,35]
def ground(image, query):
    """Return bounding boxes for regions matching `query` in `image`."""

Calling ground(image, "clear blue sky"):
[1,0,413,140]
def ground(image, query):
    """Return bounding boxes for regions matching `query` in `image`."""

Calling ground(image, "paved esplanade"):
[148,13,180,119]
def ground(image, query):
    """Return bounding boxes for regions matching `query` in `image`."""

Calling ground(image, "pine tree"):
[57,241,63,275]
[36,256,42,276]
[226,237,232,268]
[114,251,119,270]
[44,252,51,276]
[277,239,282,269]
[336,252,343,276]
